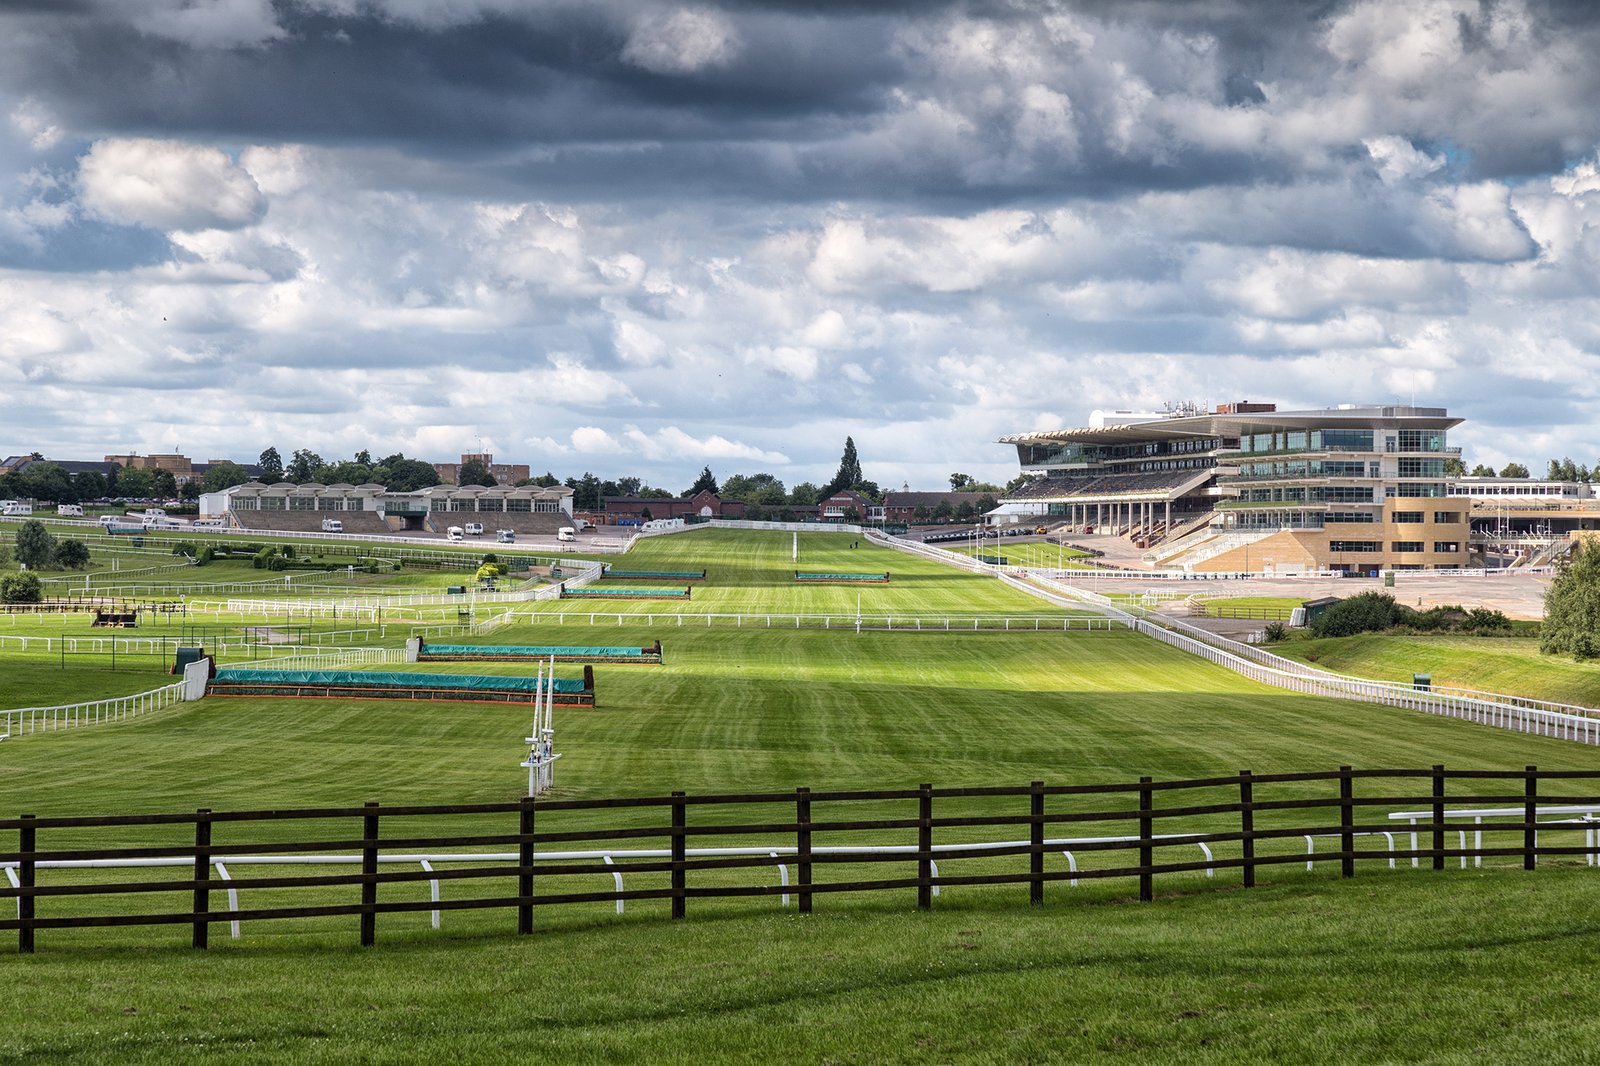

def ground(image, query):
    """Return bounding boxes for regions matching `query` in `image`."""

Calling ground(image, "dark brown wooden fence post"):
[670,791,686,919]
[1431,764,1445,871]
[1525,765,1538,871]
[360,802,379,947]
[917,783,933,910]
[18,815,35,955]
[1138,777,1154,902]
[1339,766,1354,879]
[518,795,535,935]
[1029,781,1045,906]
[1239,771,1255,889]
[796,787,812,914]
[192,808,211,950]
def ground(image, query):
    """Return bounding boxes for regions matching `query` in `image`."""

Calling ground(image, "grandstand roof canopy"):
[1000,404,1461,446]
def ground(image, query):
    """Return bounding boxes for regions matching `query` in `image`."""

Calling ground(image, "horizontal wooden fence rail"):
[5,767,1600,953]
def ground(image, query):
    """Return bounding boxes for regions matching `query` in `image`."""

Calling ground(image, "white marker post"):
[792,531,797,563]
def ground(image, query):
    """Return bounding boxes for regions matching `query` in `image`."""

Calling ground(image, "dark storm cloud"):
[2,0,1590,206]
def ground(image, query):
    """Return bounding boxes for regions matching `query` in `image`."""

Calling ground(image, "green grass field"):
[4,527,1597,1063]
[1273,632,1600,706]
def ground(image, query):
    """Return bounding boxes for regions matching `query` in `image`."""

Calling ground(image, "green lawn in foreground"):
[6,526,1600,1063]
[7,872,1600,1064]
[1273,632,1600,707]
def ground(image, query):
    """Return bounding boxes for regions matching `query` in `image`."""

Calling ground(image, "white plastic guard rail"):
[866,530,990,573]
[0,833,1224,931]
[1016,571,1600,745]
[248,647,407,671]
[0,629,380,655]
[1,682,185,737]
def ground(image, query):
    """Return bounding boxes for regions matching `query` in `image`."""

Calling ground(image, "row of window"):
[428,498,561,513]
[1391,511,1464,524]
[1329,541,1462,553]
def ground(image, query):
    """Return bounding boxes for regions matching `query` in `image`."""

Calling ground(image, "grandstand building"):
[207,481,574,536]
[1000,402,1471,573]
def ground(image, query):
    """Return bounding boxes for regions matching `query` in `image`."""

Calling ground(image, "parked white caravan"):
[447,526,465,541]
[321,518,344,533]
[557,527,577,542]
[56,504,84,517]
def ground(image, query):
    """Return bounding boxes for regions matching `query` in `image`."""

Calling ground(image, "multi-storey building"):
[432,452,531,487]
[1000,402,1471,573]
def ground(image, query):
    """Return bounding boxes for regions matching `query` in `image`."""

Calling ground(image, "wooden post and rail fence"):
[3,766,1593,953]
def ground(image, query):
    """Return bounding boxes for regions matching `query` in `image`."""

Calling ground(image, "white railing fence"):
[1,682,186,738]
[1011,570,1600,745]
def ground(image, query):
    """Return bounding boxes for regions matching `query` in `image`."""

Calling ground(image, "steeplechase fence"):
[513,610,1119,632]
[5,766,1597,953]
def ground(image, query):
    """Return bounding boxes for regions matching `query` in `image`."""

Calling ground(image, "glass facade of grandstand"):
[999,404,1471,571]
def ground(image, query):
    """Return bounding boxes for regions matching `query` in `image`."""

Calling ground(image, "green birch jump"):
[794,571,891,584]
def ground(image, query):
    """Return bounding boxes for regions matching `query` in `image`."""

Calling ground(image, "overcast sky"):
[3,0,1600,491]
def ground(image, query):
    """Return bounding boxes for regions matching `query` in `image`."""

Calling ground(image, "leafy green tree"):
[1005,472,1042,493]
[13,519,56,569]
[1499,463,1530,478]
[565,473,602,510]
[1468,464,1496,478]
[722,473,786,504]
[821,437,863,499]
[1542,542,1600,660]
[1443,456,1465,477]
[14,462,76,503]
[285,449,323,483]
[932,500,954,521]
[384,458,444,492]
[457,458,497,487]
[115,466,154,498]
[181,481,201,502]
[258,446,284,483]
[640,487,675,499]
[685,466,719,496]
[354,449,373,466]
[530,472,560,487]
[319,460,375,486]
[149,468,178,498]
[55,539,90,570]
[949,473,974,491]
[0,572,42,604]
[202,462,252,492]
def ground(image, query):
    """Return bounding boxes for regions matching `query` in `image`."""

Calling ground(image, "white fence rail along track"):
[2,682,185,738]
[1010,571,1600,745]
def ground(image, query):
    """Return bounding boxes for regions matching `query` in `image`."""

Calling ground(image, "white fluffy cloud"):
[621,8,740,75]
[78,139,266,231]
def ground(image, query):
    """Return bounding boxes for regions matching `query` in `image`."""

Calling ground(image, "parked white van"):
[557,526,576,542]
[496,529,516,543]
[464,522,484,536]
[321,518,344,533]
[447,526,465,541]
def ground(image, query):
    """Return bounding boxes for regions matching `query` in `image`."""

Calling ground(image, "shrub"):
[0,572,43,603]
[1310,592,1405,638]
[196,546,215,566]
[1263,621,1289,642]
[55,539,91,570]
[252,547,275,570]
